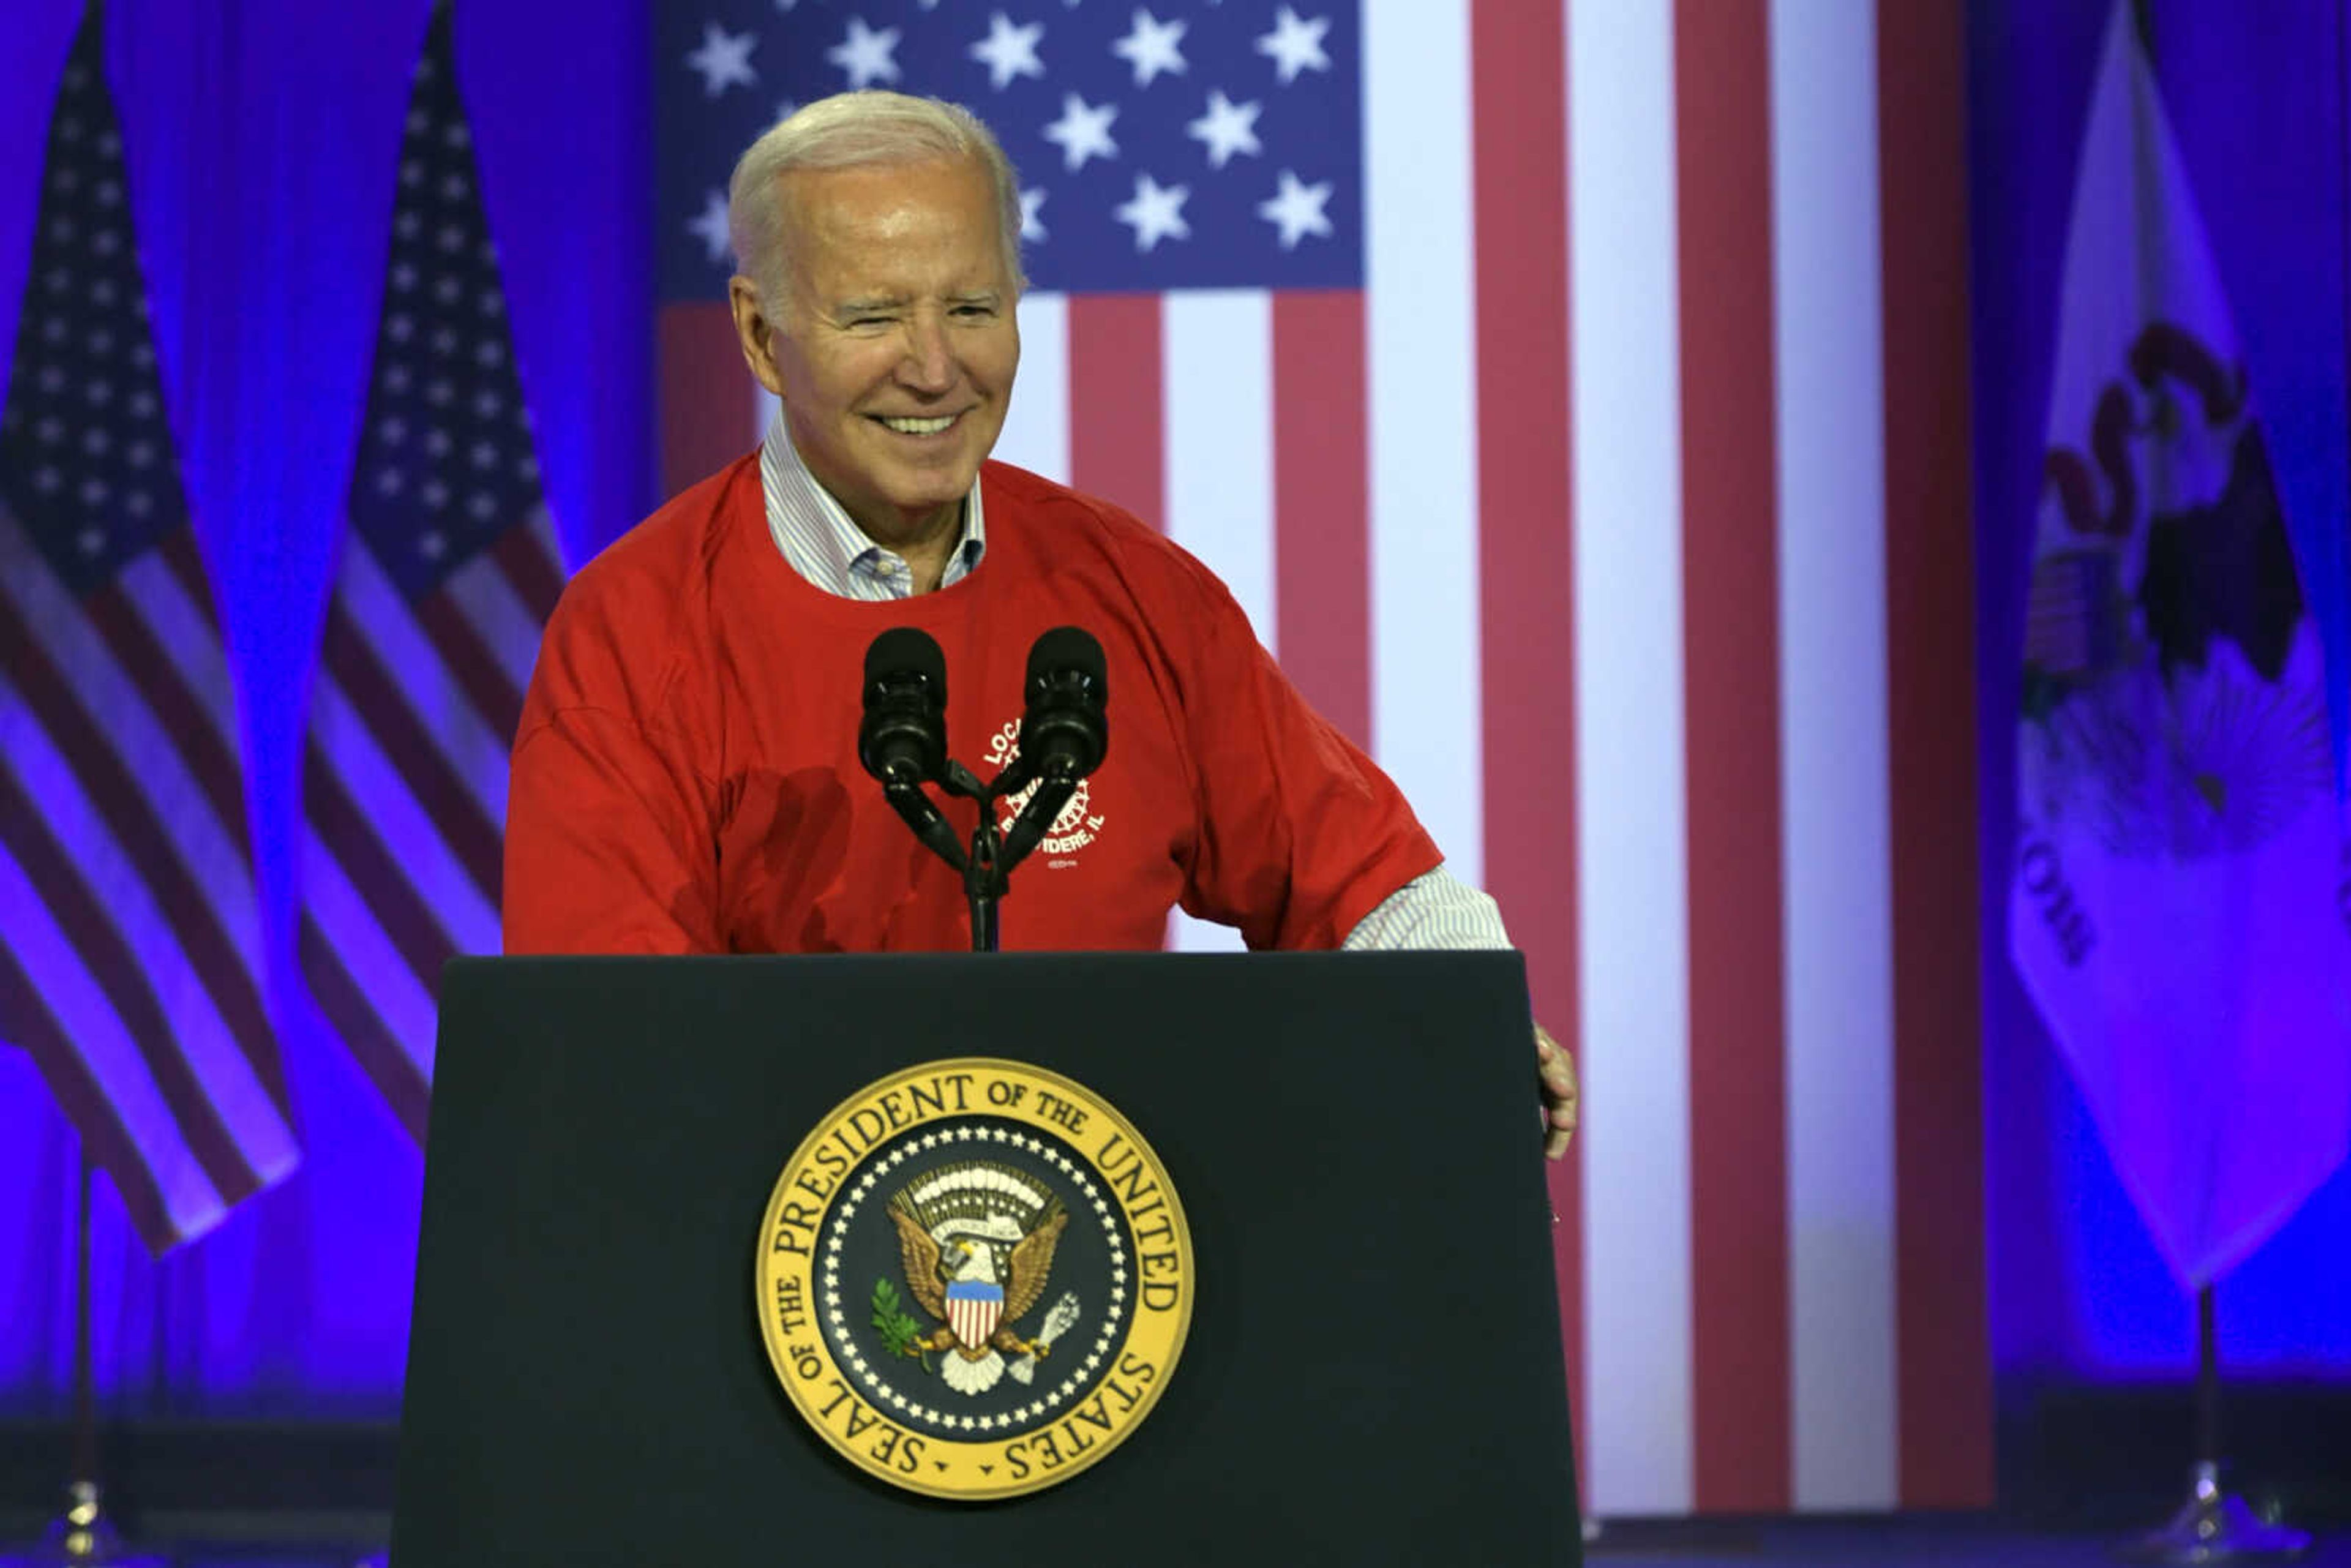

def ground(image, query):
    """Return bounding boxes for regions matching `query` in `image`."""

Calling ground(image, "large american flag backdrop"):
[654,0,1987,1515]
[0,7,298,1252]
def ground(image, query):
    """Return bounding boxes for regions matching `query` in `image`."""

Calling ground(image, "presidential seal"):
[754,1059,1192,1500]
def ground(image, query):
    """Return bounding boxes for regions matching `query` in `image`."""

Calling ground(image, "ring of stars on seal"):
[756,1059,1193,1501]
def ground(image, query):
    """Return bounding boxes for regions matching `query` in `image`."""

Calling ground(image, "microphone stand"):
[888,760,1080,953]
[864,627,1104,953]
[939,762,1003,953]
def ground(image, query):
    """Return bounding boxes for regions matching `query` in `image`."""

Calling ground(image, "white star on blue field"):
[654,2,1361,297]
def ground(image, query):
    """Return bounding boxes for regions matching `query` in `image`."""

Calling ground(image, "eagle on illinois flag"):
[888,1163,1073,1397]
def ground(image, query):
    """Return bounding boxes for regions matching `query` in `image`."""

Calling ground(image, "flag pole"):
[0,1153,171,1568]
[2118,1285,2310,1562]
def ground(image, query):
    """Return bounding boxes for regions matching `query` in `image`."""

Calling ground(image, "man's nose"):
[898,313,956,393]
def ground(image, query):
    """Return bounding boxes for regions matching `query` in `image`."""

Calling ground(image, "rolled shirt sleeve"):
[1340,863,1512,951]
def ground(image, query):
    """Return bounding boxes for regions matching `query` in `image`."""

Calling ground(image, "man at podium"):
[500,91,1574,1158]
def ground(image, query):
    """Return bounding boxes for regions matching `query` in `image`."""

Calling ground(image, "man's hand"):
[1536,1023,1577,1160]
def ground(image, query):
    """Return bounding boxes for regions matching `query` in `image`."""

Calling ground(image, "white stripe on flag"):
[1570,0,1695,1516]
[1365,0,1482,887]
[0,827,223,1239]
[441,517,550,696]
[997,291,1071,486]
[1771,0,1899,1512]
[1162,290,1275,956]
[1163,290,1277,647]
[117,548,238,756]
[0,666,295,1177]
[300,825,440,1075]
[332,533,511,826]
[310,675,501,955]
[0,510,263,950]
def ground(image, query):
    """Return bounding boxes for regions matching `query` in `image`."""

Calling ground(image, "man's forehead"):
[774,159,1011,298]
[776,155,993,228]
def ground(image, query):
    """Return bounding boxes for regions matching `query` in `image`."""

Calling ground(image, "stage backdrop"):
[20,0,2340,1522]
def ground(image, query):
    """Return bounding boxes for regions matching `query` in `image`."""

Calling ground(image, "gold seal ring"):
[754,1057,1193,1499]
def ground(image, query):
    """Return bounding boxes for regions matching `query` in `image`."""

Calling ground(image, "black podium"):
[391,952,1580,1565]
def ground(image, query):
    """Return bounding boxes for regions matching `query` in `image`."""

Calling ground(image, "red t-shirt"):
[503,454,1440,955]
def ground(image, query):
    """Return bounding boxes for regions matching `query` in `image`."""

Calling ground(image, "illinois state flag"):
[2015,0,2351,1289]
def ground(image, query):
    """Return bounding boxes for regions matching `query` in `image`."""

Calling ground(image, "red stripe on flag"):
[1471,0,1585,1497]
[86,577,246,841]
[1067,294,1165,533]
[495,520,565,623]
[299,915,432,1141]
[1878,0,1992,1507]
[415,587,527,748]
[302,746,460,997]
[320,607,504,902]
[1676,0,1793,1511]
[1271,291,1371,748]
[0,937,178,1250]
[0,760,262,1210]
[659,300,756,500]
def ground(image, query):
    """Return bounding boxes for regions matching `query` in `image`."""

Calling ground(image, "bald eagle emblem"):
[878,1160,1079,1397]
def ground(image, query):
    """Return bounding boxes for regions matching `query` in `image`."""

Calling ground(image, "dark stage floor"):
[4,1516,2346,1567]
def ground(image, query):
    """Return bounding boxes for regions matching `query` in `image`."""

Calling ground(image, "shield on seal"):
[945,1279,1005,1351]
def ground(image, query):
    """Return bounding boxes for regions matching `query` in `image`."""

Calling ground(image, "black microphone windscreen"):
[1025,626,1106,698]
[866,626,947,704]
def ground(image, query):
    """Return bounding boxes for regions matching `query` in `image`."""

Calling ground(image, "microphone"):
[860,628,966,872]
[1000,628,1108,869]
[1003,627,1109,793]
[858,627,948,785]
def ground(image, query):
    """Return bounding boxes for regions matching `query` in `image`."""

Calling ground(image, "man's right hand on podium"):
[1537,1023,1577,1160]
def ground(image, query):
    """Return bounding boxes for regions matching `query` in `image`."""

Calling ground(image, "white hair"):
[726,90,1026,309]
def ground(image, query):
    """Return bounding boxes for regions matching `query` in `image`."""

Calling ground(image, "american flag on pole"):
[298,0,564,1139]
[655,0,1989,1514]
[0,5,297,1252]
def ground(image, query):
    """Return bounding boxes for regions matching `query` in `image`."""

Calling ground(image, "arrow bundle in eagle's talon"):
[1008,1290,1083,1385]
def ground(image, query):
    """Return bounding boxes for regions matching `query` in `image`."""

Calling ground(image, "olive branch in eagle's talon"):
[869,1278,931,1373]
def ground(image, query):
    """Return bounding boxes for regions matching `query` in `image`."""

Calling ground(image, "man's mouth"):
[873,413,960,435]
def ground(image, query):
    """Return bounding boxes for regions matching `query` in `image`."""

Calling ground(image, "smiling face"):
[730,156,1020,552]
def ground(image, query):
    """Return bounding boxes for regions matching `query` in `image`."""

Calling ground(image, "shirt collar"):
[759,410,987,599]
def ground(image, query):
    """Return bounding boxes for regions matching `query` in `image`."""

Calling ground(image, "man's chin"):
[876,465,981,516]
[858,481,973,538]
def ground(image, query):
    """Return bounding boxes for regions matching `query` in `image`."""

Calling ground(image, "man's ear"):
[728,275,788,396]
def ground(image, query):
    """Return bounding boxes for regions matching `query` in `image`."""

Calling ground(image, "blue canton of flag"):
[656,2,1362,298]
[345,10,549,603]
